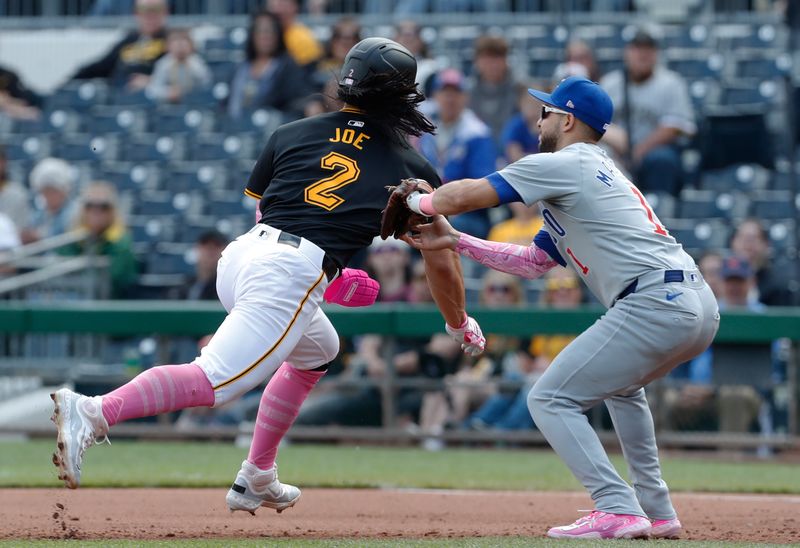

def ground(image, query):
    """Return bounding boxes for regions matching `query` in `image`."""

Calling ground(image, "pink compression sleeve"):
[455,233,558,280]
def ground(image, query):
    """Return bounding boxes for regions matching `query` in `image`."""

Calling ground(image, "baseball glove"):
[380,178,434,240]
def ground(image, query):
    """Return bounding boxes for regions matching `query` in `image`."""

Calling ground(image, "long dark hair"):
[245,11,286,61]
[337,72,435,145]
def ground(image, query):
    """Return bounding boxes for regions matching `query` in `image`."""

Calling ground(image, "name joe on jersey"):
[329,127,371,150]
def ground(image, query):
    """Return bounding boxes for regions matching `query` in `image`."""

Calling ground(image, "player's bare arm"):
[419,245,466,327]
[406,177,500,217]
[406,216,558,280]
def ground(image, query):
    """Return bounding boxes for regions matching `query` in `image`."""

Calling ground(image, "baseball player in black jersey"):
[50,38,486,515]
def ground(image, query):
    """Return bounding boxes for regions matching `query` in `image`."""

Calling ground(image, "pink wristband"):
[418,193,437,216]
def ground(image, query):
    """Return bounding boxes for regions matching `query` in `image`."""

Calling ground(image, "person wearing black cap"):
[49,38,483,517]
[599,28,695,196]
[401,76,719,539]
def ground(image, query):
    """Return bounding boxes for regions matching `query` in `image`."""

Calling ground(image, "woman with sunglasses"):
[402,76,719,540]
[59,181,138,299]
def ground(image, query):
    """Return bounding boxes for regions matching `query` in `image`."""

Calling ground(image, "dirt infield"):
[2,488,799,543]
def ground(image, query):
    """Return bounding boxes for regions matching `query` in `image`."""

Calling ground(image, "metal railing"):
[0,302,797,450]
[0,232,111,376]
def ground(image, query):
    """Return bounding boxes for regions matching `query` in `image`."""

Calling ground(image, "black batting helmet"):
[339,37,417,90]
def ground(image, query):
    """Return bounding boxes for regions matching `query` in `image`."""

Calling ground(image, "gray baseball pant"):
[527,271,719,519]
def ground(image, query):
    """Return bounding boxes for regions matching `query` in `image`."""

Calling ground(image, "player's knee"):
[527,381,556,419]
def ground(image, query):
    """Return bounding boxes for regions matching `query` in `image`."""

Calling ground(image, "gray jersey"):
[496,142,695,308]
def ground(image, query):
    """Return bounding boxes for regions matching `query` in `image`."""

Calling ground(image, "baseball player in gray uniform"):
[403,76,719,539]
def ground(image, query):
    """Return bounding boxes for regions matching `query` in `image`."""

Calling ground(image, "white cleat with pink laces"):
[547,510,652,539]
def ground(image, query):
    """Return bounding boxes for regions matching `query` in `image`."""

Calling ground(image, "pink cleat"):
[651,518,682,539]
[547,511,652,539]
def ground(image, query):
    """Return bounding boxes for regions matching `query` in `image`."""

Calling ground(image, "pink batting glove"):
[255,208,262,223]
[445,314,486,356]
[323,268,380,307]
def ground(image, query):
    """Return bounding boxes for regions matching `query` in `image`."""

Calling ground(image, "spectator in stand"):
[500,85,540,163]
[464,268,583,432]
[60,182,138,299]
[0,146,31,235]
[0,213,21,275]
[419,270,525,449]
[697,250,724,299]
[468,35,523,147]
[169,230,228,301]
[313,16,361,88]
[487,202,543,246]
[0,213,20,249]
[265,0,323,68]
[146,28,211,104]
[730,218,794,306]
[394,20,440,95]
[366,236,411,303]
[418,68,497,239]
[73,0,168,91]
[664,256,765,433]
[22,158,77,244]
[553,39,601,84]
[0,58,42,120]
[600,28,695,196]
[227,10,311,119]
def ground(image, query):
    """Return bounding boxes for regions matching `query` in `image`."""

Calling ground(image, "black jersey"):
[245,108,441,267]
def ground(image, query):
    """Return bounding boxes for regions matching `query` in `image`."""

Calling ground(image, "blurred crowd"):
[0,0,796,443]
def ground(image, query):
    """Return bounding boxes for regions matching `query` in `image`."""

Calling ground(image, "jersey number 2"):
[304,152,360,211]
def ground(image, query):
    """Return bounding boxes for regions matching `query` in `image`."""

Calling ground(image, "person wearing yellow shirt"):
[266,0,322,66]
[487,202,543,246]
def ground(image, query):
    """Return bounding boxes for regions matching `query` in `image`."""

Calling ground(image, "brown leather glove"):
[380,178,434,240]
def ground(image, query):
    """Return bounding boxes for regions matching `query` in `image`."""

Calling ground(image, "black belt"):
[276,231,340,282]
[616,269,684,302]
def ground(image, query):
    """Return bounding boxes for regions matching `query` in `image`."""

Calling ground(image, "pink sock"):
[248,362,325,470]
[101,363,215,426]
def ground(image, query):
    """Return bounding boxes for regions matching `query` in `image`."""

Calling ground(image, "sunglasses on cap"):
[541,105,569,119]
[84,201,113,211]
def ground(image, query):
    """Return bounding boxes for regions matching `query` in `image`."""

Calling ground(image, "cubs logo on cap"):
[528,76,614,135]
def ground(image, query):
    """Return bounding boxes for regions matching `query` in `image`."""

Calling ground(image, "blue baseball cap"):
[528,76,614,135]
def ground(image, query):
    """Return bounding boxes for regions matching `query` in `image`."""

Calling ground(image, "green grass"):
[0,540,792,547]
[2,440,800,494]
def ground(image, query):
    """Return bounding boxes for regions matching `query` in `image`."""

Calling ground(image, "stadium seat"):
[734,54,792,79]
[765,219,797,253]
[149,107,215,135]
[47,81,109,111]
[204,194,252,218]
[750,191,798,219]
[13,109,80,134]
[1,135,50,162]
[190,134,253,162]
[164,162,227,193]
[206,60,238,87]
[644,192,676,220]
[665,218,730,253]
[128,215,176,245]
[85,106,148,135]
[102,163,158,194]
[124,135,185,163]
[217,108,284,136]
[666,52,724,80]
[679,189,745,220]
[699,164,771,193]
[698,114,774,170]
[55,134,114,162]
[146,248,195,276]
